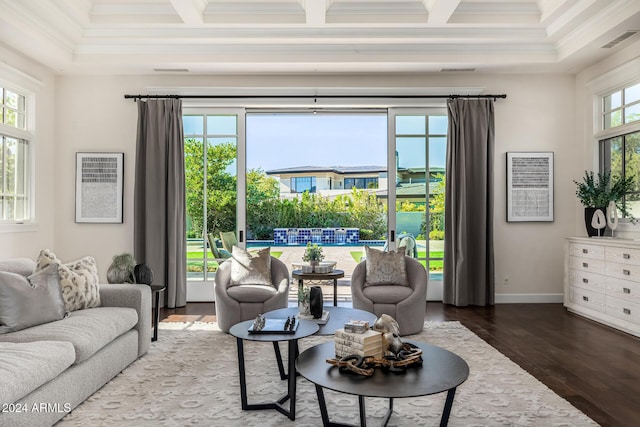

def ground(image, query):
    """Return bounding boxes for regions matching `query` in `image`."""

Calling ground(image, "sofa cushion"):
[0,258,37,277]
[0,264,67,334]
[0,340,75,404]
[362,284,414,304]
[35,249,101,312]
[227,284,277,303]
[0,307,137,364]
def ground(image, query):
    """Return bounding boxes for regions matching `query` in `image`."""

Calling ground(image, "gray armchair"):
[214,256,290,333]
[351,256,427,336]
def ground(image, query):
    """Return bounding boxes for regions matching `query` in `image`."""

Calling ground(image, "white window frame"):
[590,60,640,230]
[0,67,37,231]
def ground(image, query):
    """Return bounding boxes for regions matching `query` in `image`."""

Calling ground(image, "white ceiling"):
[1,0,640,76]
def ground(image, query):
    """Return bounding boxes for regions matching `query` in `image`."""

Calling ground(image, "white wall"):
[2,58,586,299]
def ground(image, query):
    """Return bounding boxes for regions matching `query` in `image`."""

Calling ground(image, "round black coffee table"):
[296,340,469,427]
[265,306,377,336]
[229,318,319,421]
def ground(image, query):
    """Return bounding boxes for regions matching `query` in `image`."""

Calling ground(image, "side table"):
[292,269,345,306]
[149,284,165,342]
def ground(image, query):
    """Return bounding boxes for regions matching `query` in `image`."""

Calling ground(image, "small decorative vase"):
[310,260,320,273]
[298,283,310,316]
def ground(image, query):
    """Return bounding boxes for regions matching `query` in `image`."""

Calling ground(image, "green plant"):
[302,242,325,262]
[574,171,636,221]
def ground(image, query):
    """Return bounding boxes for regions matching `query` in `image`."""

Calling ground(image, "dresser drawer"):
[569,256,605,275]
[569,269,606,292]
[569,243,605,260]
[606,261,640,283]
[606,296,640,324]
[606,277,640,304]
[606,246,640,266]
[570,286,605,313]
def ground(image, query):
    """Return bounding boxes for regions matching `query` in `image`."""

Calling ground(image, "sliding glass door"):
[183,107,446,301]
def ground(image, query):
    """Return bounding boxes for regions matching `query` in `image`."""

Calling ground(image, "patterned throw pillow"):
[35,249,101,311]
[364,245,409,287]
[229,246,273,287]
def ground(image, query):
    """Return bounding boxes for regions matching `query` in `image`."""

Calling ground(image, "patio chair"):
[207,233,231,259]
[219,231,238,253]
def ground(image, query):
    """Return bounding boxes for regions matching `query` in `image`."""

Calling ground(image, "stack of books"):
[334,328,383,358]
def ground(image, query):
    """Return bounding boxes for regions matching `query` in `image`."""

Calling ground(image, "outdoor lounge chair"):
[220,231,238,253]
[207,233,231,259]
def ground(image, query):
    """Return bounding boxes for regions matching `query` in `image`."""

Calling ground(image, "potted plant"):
[302,242,325,271]
[574,171,636,236]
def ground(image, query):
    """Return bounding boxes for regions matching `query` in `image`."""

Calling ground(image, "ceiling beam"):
[169,0,205,25]
[303,0,326,26]
[425,0,461,25]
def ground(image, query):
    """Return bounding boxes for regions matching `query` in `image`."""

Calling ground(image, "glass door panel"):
[184,111,239,300]
[393,111,447,283]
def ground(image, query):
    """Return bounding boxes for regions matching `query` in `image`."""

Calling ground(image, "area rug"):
[56,321,598,426]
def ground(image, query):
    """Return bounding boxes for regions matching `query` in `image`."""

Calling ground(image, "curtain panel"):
[443,98,495,306]
[134,99,187,308]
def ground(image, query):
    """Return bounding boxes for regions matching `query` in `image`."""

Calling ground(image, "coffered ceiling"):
[1,0,640,75]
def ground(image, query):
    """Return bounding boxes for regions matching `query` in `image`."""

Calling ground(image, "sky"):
[245,113,447,172]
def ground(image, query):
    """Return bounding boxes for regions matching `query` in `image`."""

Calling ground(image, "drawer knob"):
[582,249,588,254]
[623,308,631,315]
[623,253,631,260]
[583,296,589,302]
[582,278,589,283]
[583,262,589,268]
[623,269,631,276]
[624,287,631,294]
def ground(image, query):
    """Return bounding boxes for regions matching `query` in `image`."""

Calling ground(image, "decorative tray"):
[247,317,299,334]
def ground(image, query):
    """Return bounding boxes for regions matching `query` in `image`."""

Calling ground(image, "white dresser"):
[565,237,640,337]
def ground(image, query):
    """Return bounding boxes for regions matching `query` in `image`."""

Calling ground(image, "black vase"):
[134,263,154,284]
[584,207,609,237]
[309,286,323,319]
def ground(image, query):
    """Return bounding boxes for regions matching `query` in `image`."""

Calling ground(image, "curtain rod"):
[124,94,507,101]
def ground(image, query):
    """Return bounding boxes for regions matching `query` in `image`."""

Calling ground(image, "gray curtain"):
[134,99,186,308]
[443,98,495,306]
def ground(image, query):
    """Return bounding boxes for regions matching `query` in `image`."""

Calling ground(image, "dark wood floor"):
[159,302,640,427]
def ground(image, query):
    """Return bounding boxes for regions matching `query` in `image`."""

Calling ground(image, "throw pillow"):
[0,264,67,334]
[364,245,409,287]
[230,246,273,287]
[35,249,101,311]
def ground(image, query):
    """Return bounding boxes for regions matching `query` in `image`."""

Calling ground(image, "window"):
[600,130,640,218]
[345,177,378,189]
[291,176,316,193]
[1,86,30,222]
[603,82,640,129]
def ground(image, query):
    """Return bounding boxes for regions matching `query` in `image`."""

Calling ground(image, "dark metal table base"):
[236,337,299,420]
[314,385,457,427]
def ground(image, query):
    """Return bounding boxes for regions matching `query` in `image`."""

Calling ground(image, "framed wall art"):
[75,152,124,223]
[506,151,554,222]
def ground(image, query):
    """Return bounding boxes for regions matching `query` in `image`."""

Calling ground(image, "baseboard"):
[495,293,564,304]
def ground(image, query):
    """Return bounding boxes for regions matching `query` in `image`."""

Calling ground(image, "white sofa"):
[0,258,151,427]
